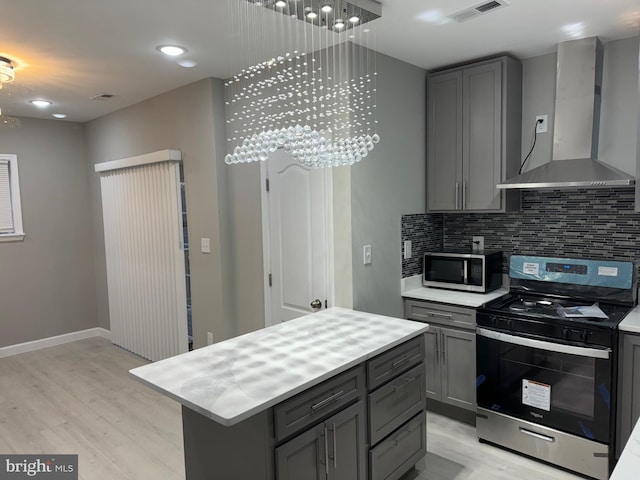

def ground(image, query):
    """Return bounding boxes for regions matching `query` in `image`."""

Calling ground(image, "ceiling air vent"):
[449,0,509,23]
[91,93,115,101]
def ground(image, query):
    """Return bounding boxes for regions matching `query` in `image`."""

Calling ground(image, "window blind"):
[0,160,14,233]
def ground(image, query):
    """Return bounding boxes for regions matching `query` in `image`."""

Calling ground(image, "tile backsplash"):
[401,214,443,277]
[402,188,640,278]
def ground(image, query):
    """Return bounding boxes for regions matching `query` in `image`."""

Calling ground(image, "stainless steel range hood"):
[497,37,635,189]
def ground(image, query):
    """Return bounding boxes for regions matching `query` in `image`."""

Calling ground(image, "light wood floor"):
[0,338,582,480]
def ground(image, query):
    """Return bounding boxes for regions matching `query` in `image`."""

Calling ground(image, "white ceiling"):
[1,0,638,123]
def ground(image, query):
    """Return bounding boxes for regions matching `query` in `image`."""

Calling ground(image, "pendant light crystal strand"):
[224,0,381,168]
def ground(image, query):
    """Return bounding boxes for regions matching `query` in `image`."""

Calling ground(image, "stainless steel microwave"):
[423,251,503,293]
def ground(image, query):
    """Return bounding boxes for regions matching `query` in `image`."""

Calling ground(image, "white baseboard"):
[0,327,112,359]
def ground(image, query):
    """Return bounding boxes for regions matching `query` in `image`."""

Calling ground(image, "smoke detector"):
[91,92,115,101]
[449,0,509,23]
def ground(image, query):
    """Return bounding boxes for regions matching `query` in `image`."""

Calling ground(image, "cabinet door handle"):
[311,390,344,412]
[435,334,439,361]
[332,423,337,469]
[463,181,467,209]
[455,182,460,210]
[323,426,329,475]
[394,375,417,392]
[442,335,446,364]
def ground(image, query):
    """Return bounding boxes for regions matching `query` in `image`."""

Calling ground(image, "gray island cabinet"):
[130,308,429,480]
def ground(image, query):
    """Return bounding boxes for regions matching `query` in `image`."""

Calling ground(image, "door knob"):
[311,299,322,309]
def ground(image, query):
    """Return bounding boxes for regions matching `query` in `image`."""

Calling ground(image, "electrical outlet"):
[403,240,412,260]
[207,332,214,345]
[472,236,485,252]
[536,115,548,133]
[363,245,372,265]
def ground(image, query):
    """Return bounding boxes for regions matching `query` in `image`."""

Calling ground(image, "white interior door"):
[264,150,332,324]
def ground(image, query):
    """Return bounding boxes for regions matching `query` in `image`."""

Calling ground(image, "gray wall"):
[0,118,97,347]
[85,78,236,349]
[521,36,639,174]
[350,52,427,317]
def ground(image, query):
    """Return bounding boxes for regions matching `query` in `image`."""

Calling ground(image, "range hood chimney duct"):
[497,36,635,189]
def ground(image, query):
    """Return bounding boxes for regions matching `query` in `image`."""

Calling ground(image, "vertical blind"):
[0,160,14,233]
[98,154,188,361]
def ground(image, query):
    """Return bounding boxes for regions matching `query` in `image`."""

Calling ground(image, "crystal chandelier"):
[0,56,15,90]
[224,0,381,168]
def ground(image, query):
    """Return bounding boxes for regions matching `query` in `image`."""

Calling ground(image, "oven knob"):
[562,327,569,339]
[582,330,589,343]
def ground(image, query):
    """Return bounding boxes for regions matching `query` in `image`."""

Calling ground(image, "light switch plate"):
[363,245,372,265]
[201,237,211,254]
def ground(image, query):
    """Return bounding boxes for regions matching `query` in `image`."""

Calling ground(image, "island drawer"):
[274,365,365,443]
[368,363,426,445]
[404,300,476,330]
[369,412,426,480]
[367,335,424,391]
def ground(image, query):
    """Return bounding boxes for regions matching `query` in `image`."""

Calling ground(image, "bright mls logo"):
[0,455,77,479]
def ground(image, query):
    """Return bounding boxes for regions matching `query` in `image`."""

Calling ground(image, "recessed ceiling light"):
[157,45,187,57]
[30,100,52,108]
[52,113,67,119]
[321,4,333,13]
[334,19,345,29]
[275,0,287,7]
[349,15,360,24]
[177,59,198,68]
[306,11,318,20]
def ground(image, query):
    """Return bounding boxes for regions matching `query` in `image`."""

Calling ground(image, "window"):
[0,154,24,242]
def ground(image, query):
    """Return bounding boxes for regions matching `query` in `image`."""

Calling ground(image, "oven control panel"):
[546,263,588,275]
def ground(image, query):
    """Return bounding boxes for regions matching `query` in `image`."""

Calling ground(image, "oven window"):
[499,345,595,419]
[477,333,611,443]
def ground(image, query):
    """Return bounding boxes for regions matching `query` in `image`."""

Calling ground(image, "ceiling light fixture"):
[349,15,360,23]
[157,45,186,57]
[224,0,382,168]
[52,113,67,119]
[177,59,198,68]
[275,0,287,7]
[30,100,52,108]
[321,4,333,13]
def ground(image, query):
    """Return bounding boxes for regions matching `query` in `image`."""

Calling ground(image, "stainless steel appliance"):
[423,250,502,293]
[476,255,636,480]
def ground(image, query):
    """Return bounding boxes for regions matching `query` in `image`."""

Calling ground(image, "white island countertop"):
[611,418,640,479]
[130,307,429,427]
[619,304,640,334]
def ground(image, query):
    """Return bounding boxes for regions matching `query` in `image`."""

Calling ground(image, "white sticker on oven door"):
[598,266,618,277]
[523,262,539,276]
[522,379,551,411]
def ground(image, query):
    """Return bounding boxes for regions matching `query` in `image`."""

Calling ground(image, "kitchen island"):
[130,307,430,480]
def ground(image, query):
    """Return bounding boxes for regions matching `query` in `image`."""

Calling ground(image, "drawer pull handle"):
[519,427,555,443]
[392,355,409,369]
[394,427,413,445]
[394,376,417,392]
[429,312,453,320]
[311,390,345,412]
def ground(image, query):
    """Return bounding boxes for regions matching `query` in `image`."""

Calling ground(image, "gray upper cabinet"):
[427,56,522,213]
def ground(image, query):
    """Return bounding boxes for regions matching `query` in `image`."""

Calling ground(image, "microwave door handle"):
[476,327,611,360]
[463,260,468,284]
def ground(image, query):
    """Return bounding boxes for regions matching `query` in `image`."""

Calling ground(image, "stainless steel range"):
[476,255,637,480]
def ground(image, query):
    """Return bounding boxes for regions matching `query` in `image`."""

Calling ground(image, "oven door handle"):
[476,327,611,360]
